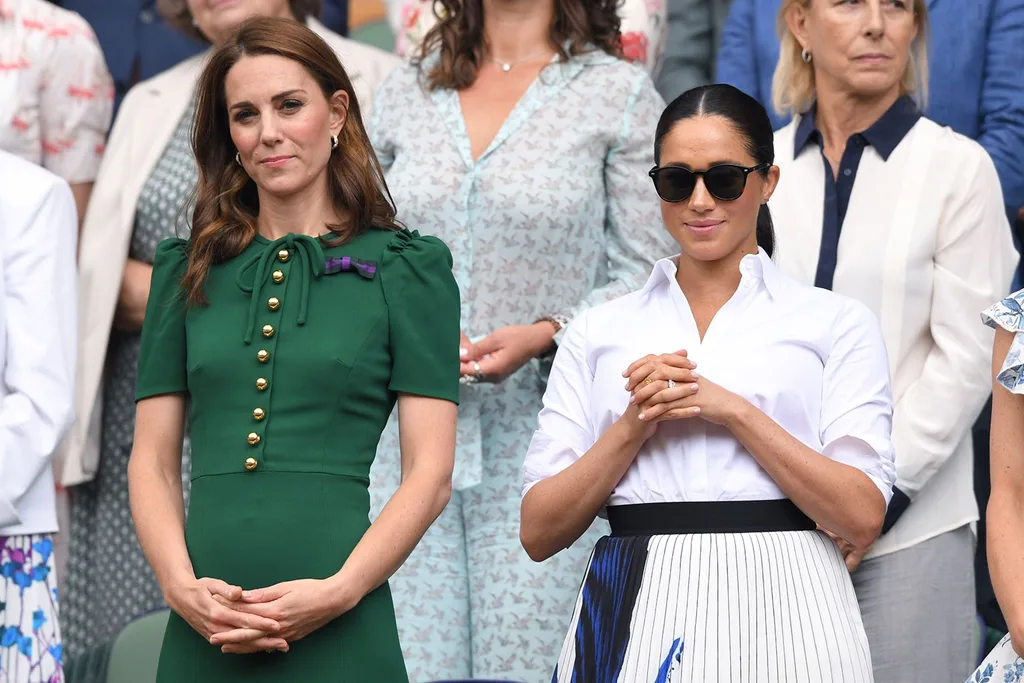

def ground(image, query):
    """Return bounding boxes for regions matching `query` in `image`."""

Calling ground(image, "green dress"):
[135,228,460,682]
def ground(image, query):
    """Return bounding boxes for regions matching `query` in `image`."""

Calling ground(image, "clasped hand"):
[459,324,556,384]
[620,350,741,434]
[170,576,352,655]
[623,353,871,572]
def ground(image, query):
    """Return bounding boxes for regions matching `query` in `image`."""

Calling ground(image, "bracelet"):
[534,314,569,358]
[534,313,569,334]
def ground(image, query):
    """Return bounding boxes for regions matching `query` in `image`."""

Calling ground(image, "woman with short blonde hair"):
[771,0,930,117]
[767,1,1016,681]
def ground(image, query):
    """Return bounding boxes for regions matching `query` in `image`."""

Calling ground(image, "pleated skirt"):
[551,529,874,683]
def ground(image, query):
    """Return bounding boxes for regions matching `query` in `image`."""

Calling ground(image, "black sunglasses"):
[649,162,771,203]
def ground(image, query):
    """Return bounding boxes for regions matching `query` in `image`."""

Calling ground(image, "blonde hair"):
[771,0,930,117]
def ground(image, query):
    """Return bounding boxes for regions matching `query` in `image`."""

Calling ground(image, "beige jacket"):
[58,19,400,486]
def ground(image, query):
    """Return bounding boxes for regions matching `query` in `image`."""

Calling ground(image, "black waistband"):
[607,500,815,536]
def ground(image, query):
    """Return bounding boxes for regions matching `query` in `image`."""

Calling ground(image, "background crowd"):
[1,0,1023,681]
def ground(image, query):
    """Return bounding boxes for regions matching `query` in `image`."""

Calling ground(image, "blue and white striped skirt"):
[551,530,874,683]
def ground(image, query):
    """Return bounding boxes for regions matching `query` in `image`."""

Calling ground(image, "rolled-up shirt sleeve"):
[522,310,597,496]
[819,298,897,505]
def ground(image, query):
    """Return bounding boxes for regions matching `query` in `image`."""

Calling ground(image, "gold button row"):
[247,253,288,472]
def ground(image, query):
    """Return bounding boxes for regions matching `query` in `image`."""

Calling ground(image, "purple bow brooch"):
[325,256,377,280]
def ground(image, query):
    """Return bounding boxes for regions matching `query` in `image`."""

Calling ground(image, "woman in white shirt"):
[0,150,77,683]
[520,84,895,683]
[767,2,1017,680]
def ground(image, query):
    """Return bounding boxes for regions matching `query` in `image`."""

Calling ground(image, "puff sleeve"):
[136,239,189,401]
[381,230,461,404]
[983,289,1024,394]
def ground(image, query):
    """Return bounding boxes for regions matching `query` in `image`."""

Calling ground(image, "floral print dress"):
[368,52,672,682]
[393,0,667,72]
[0,536,62,683]
[0,0,113,184]
[968,290,1024,683]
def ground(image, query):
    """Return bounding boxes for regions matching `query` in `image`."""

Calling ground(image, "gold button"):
[278,249,290,262]
[272,270,285,284]
[247,432,261,446]
[257,349,270,363]
[256,377,268,391]
[268,297,280,311]
[253,407,265,421]
[262,324,275,338]
[244,457,258,471]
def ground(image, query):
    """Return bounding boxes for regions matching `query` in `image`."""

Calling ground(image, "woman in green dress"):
[126,17,459,682]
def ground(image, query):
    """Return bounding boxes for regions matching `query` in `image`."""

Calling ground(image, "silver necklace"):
[489,48,554,73]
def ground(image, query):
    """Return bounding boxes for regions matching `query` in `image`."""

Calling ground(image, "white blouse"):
[522,249,896,508]
[770,117,1017,558]
[0,150,77,536]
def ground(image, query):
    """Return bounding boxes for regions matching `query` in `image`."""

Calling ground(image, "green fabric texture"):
[64,611,169,683]
[136,228,460,681]
[106,610,170,683]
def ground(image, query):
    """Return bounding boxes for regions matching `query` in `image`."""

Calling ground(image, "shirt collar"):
[794,95,922,160]
[642,248,784,301]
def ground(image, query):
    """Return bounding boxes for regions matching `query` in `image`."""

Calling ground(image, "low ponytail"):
[656,86,778,259]
[756,204,775,258]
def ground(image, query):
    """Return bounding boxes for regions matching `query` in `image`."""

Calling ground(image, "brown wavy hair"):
[157,0,323,43]
[183,16,400,305]
[418,0,623,91]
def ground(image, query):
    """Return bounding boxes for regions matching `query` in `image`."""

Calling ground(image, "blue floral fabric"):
[967,634,1024,683]
[982,289,1024,393]
[0,534,62,682]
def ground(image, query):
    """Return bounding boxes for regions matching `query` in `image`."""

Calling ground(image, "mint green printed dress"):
[368,51,673,682]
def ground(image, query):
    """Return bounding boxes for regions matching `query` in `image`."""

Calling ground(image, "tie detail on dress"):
[236,234,326,344]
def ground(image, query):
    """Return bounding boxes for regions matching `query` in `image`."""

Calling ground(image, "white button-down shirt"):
[0,150,77,535]
[522,249,896,508]
[771,117,1017,558]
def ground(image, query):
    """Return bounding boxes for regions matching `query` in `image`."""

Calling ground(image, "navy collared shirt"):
[794,95,922,291]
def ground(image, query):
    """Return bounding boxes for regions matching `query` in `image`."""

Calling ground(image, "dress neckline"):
[253,231,334,246]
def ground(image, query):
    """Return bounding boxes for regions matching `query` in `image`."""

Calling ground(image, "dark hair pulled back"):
[654,84,776,257]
